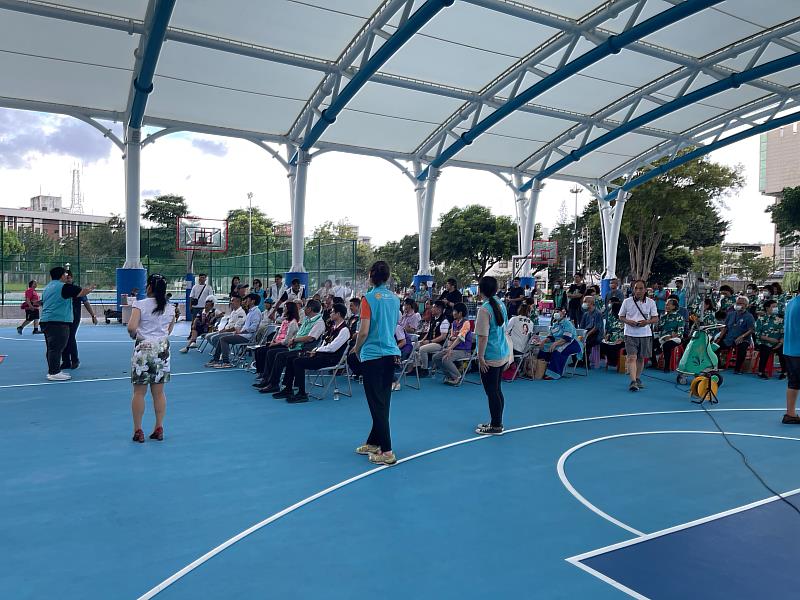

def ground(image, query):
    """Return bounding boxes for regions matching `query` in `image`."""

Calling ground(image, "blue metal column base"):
[116,268,147,310]
[285,271,309,292]
[519,276,535,289]
[413,274,434,289]
[601,278,612,301]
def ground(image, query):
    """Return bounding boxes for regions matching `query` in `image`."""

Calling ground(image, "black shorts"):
[785,355,800,390]
[25,309,40,321]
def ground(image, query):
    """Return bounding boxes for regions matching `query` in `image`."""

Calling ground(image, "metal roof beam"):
[416,0,723,180]
[605,109,800,201]
[521,52,800,191]
[290,0,455,163]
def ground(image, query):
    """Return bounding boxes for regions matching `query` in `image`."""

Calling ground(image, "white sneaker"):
[179,347,189,354]
[47,372,72,381]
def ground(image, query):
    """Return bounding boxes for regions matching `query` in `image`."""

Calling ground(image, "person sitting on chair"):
[432,302,473,386]
[414,300,450,377]
[579,294,604,367]
[276,303,351,403]
[535,308,582,380]
[651,298,685,372]
[206,293,261,368]
[252,301,300,385]
[204,295,246,352]
[754,299,786,379]
[716,295,756,374]
[601,299,624,368]
[506,302,533,355]
[180,297,219,353]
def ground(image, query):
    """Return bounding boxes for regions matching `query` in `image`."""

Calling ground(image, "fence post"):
[352,239,356,290]
[317,237,321,291]
[76,224,81,285]
[0,223,4,306]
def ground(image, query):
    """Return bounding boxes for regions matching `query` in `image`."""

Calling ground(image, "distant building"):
[759,127,800,272]
[0,195,111,239]
[273,222,292,238]
[721,242,774,279]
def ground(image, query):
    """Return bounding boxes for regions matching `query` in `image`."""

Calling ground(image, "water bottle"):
[333,389,340,402]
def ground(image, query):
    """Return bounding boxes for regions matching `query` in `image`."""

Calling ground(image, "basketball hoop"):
[531,240,558,266]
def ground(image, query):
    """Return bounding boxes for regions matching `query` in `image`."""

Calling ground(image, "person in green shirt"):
[601,299,625,368]
[754,299,787,379]
[718,285,736,313]
[652,298,685,372]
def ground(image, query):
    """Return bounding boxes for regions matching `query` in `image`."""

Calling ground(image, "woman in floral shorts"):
[127,274,176,443]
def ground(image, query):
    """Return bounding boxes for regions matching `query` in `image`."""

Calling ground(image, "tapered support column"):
[286,149,310,290]
[414,167,438,288]
[520,179,542,287]
[601,190,628,296]
[117,127,146,310]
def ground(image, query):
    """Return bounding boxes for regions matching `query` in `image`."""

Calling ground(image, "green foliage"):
[61,216,127,258]
[16,228,60,256]
[738,251,773,284]
[614,154,741,280]
[767,186,800,247]
[311,220,358,241]
[691,245,723,280]
[226,207,275,255]
[649,247,693,285]
[1,227,24,255]
[783,272,800,293]
[431,205,517,282]
[142,194,190,227]
[374,233,419,287]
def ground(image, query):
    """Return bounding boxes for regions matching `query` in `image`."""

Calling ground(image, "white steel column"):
[417,167,439,276]
[290,149,310,273]
[521,179,542,278]
[123,127,143,269]
[604,191,629,280]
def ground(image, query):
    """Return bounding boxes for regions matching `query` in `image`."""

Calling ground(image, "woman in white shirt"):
[127,274,176,443]
[506,302,533,354]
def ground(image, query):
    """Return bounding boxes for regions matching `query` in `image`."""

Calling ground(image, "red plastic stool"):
[669,345,684,371]
[751,350,775,377]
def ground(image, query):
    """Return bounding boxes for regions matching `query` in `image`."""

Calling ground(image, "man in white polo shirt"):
[618,279,659,392]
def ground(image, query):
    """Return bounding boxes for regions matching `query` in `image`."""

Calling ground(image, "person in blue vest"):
[474,276,511,436]
[39,266,96,381]
[352,260,401,465]
[782,287,800,425]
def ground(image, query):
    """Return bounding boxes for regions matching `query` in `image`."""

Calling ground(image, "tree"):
[311,219,358,241]
[61,216,127,258]
[738,251,773,284]
[431,205,517,282]
[226,207,275,255]
[691,245,723,280]
[16,228,60,256]
[616,153,741,280]
[374,233,420,287]
[768,186,800,247]
[1,228,24,255]
[142,194,190,227]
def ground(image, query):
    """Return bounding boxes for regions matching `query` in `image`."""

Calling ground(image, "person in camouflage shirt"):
[754,298,787,379]
[601,299,625,368]
[652,298,685,372]
[718,285,736,313]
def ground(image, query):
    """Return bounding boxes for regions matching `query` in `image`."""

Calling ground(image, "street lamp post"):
[570,185,582,276]
[247,192,253,284]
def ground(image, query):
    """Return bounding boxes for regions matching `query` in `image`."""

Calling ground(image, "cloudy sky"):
[0,108,774,247]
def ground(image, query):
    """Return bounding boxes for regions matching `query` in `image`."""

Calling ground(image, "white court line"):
[565,486,800,600]
[0,369,238,390]
[0,335,190,344]
[136,407,786,600]
[556,430,800,538]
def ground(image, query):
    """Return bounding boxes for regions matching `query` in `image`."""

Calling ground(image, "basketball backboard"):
[531,240,558,265]
[177,217,228,252]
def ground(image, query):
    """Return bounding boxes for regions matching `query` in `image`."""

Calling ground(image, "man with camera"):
[188,273,214,321]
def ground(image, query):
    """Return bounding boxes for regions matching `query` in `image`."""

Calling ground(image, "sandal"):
[355,444,380,455]
[132,429,145,443]
[149,426,164,441]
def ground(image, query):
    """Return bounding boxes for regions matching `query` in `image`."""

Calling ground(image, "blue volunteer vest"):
[40,280,73,323]
[360,284,401,361]
[482,298,509,361]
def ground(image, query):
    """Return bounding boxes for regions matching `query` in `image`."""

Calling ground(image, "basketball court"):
[1,323,798,599]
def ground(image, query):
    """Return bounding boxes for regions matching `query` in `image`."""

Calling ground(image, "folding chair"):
[510,333,535,382]
[566,329,589,377]
[198,316,229,353]
[399,333,421,390]
[453,342,480,386]
[308,351,352,400]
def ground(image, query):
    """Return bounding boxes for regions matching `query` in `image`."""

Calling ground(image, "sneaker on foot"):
[758,372,768,380]
[443,378,459,386]
[475,424,504,436]
[71,361,79,370]
[33,329,43,335]
[782,414,800,424]
[369,451,397,465]
[287,392,309,403]
[391,381,401,391]
[47,372,71,381]
[259,384,280,394]
[204,360,220,367]
[16,326,23,335]
[272,388,293,399]
[635,378,644,389]
[149,426,164,441]
[629,381,639,392]
[356,444,380,455]
[214,362,234,369]
[132,429,145,443]
[179,347,189,354]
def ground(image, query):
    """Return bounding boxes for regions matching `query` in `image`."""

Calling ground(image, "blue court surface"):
[2,323,799,599]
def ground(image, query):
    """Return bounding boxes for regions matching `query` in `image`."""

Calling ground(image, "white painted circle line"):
[136,408,786,600]
[556,430,800,538]
[0,369,238,390]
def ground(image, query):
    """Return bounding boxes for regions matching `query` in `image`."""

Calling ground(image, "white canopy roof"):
[1,0,799,187]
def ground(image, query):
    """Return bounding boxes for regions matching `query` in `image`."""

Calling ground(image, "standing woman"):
[17,280,42,335]
[352,261,401,465]
[475,276,511,435]
[127,274,176,443]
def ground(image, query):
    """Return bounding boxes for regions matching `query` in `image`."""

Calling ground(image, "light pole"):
[247,192,253,284]
[570,185,582,276]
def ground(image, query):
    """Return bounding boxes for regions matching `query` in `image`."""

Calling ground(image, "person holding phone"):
[618,279,659,392]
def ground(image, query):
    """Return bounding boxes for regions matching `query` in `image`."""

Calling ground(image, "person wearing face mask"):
[754,299,786,379]
[601,299,624,368]
[652,298,685,372]
[578,295,603,367]
[744,283,759,318]
[755,284,774,316]
[534,308,582,380]
[551,280,567,314]
[716,295,756,374]
[718,285,735,313]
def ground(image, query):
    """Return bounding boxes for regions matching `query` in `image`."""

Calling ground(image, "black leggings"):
[41,322,70,375]
[61,320,80,366]
[480,364,505,428]
[362,356,395,452]
[756,344,786,374]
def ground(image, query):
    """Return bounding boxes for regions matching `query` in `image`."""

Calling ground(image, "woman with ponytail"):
[475,276,511,435]
[127,274,176,443]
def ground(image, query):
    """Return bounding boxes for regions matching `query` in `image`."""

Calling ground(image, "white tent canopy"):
[1,0,799,285]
